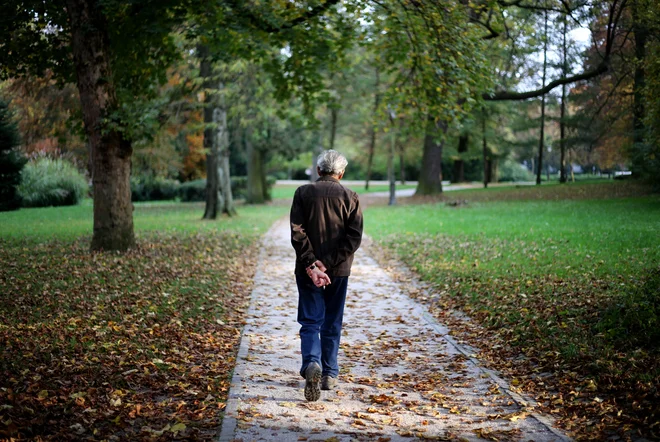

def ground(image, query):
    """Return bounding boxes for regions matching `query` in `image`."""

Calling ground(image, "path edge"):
[217,229,273,442]
[363,237,573,442]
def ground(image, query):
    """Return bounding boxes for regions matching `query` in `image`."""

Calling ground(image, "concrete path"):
[275,180,537,200]
[219,219,569,442]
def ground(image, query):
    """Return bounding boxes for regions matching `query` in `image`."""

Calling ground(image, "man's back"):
[290,176,362,277]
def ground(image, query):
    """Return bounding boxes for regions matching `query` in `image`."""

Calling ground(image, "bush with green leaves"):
[178,176,277,202]
[130,176,180,202]
[18,157,88,208]
[498,158,535,182]
[179,179,205,202]
[0,100,26,211]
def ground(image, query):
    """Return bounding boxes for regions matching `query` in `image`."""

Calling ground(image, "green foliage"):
[0,100,25,211]
[130,176,180,202]
[178,179,206,203]
[178,176,277,202]
[365,1,492,128]
[638,38,660,186]
[498,158,535,182]
[18,158,88,208]
[598,268,660,349]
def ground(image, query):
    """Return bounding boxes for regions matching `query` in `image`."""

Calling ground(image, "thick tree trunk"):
[415,116,447,195]
[537,9,549,186]
[66,0,135,251]
[365,68,380,190]
[216,98,236,215]
[199,45,219,219]
[246,136,266,204]
[560,16,568,183]
[454,134,468,183]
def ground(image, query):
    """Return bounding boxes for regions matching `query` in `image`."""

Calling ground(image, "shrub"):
[0,100,26,211]
[130,176,180,202]
[179,179,206,202]
[498,158,535,182]
[178,176,277,202]
[598,267,660,349]
[18,158,88,207]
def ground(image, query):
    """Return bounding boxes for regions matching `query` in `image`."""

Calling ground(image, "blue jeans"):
[296,274,348,379]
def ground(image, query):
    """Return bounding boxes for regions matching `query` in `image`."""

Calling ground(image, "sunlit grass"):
[365,187,660,439]
[0,200,288,243]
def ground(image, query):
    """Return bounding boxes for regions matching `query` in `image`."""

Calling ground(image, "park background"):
[1,0,659,440]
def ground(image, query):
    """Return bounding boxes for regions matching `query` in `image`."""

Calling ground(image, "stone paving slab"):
[219,218,570,442]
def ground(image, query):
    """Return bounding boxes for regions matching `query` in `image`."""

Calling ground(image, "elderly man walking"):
[290,150,363,402]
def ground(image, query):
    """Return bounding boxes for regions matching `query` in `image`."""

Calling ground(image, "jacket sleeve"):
[290,187,317,269]
[321,194,363,270]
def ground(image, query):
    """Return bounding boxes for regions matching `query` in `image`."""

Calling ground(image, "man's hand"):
[314,260,327,273]
[306,265,331,288]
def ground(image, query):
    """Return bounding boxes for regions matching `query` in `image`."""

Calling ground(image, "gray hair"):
[317,150,348,175]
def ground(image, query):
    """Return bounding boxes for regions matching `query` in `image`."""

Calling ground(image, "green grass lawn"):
[368,197,660,278]
[0,199,288,243]
[365,186,660,439]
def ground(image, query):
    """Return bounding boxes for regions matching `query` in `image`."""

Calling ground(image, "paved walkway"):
[219,219,569,442]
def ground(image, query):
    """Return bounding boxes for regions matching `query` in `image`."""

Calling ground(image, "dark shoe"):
[304,362,322,401]
[321,375,337,391]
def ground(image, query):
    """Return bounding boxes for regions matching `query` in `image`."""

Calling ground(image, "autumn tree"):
[1,0,190,250]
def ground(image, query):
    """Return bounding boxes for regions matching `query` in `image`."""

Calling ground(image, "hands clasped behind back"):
[307,260,331,288]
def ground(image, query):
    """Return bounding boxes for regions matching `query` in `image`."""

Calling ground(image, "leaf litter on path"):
[223,219,565,441]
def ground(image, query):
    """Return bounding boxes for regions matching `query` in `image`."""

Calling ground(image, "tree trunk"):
[537,8,549,186]
[329,106,338,150]
[216,95,236,216]
[399,148,406,184]
[415,116,446,195]
[559,16,568,183]
[482,110,490,188]
[365,68,380,190]
[388,117,396,206]
[246,135,266,204]
[310,136,322,182]
[492,157,498,183]
[199,45,219,219]
[454,134,468,183]
[632,1,647,158]
[66,0,135,251]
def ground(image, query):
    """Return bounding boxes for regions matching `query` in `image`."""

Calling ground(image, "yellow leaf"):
[170,422,186,433]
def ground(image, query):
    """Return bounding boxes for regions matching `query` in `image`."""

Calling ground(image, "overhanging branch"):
[485,63,608,100]
[227,0,341,34]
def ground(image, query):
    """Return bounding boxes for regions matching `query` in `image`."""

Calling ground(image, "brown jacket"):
[290,176,363,277]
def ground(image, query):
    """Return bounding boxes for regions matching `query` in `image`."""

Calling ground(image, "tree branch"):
[226,0,341,34]
[485,63,608,100]
[487,0,629,101]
